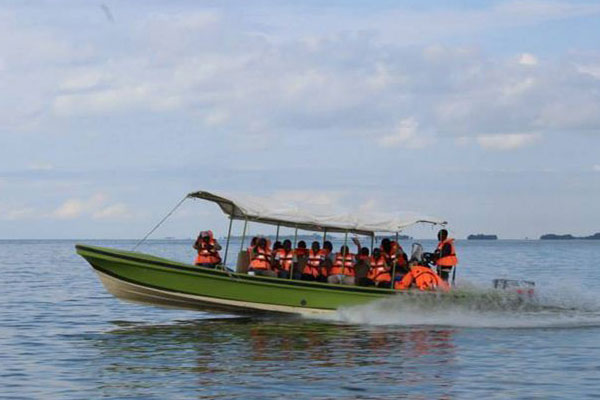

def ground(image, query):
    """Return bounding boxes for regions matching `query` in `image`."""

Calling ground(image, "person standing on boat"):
[193,230,222,268]
[249,237,277,277]
[433,229,458,283]
[328,245,356,285]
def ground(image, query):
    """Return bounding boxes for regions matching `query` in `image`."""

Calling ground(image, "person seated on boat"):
[274,240,299,279]
[272,240,282,253]
[354,247,372,286]
[433,229,458,283]
[193,230,222,268]
[367,248,392,288]
[328,245,356,285]
[394,261,448,291]
[319,240,334,281]
[301,241,324,281]
[248,237,277,277]
[295,240,309,259]
[247,236,259,256]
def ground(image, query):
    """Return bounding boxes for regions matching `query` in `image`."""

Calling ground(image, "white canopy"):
[187,190,446,236]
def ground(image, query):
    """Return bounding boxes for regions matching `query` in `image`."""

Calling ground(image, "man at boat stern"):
[433,229,458,283]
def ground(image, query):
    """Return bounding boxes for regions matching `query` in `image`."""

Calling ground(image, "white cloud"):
[476,132,541,150]
[377,118,432,149]
[52,193,121,219]
[0,206,37,221]
[92,204,132,220]
[518,53,538,66]
[593,164,600,172]
[27,162,54,171]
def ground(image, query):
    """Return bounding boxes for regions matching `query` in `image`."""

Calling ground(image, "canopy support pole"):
[275,224,280,243]
[289,226,298,280]
[223,216,233,267]
[341,231,348,276]
[390,231,398,289]
[370,235,374,253]
[240,219,248,253]
[322,229,327,245]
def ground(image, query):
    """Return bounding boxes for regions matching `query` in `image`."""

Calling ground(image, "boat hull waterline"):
[76,244,453,315]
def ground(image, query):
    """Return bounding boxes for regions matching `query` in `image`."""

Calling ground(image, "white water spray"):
[315,282,600,329]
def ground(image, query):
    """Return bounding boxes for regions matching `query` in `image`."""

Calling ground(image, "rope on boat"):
[131,195,188,251]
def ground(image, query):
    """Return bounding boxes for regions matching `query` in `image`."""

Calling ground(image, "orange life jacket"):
[436,238,458,267]
[194,238,221,265]
[275,249,294,271]
[303,249,323,278]
[368,256,390,282]
[395,266,449,291]
[294,248,309,258]
[249,247,272,270]
[318,249,332,277]
[331,252,355,276]
[381,242,398,265]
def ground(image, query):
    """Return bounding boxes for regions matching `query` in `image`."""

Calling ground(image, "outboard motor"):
[493,279,535,298]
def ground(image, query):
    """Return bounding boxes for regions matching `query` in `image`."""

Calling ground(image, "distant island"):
[540,232,600,240]
[467,234,498,240]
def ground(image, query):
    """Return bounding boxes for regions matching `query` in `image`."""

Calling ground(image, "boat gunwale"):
[75,244,397,296]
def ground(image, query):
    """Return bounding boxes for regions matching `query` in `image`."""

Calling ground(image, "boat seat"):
[236,251,250,273]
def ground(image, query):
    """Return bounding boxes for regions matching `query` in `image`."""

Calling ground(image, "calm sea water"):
[1,239,600,399]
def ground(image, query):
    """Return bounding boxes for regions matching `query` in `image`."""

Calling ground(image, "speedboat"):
[76,190,453,315]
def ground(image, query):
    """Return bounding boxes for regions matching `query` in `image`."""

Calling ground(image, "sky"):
[1,0,599,239]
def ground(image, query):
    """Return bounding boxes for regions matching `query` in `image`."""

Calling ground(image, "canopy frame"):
[187,190,446,236]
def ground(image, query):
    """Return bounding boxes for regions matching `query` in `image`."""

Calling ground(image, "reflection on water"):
[88,317,457,398]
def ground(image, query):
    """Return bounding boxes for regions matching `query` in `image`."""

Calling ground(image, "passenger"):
[328,245,355,285]
[274,239,298,279]
[295,240,309,259]
[433,229,458,282]
[272,240,283,253]
[301,241,323,281]
[193,230,222,268]
[248,237,277,277]
[368,248,391,288]
[354,247,372,287]
[247,236,259,257]
[380,238,397,266]
[319,240,334,282]
[395,261,448,291]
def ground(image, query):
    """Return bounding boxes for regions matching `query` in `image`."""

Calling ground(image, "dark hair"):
[324,241,333,250]
[311,241,320,250]
[298,240,306,249]
[360,247,369,256]
[250,236,258,246]
[438,229,448,241]
[283,239,292,247]
[373,248,381,257]
[340,245,349,255]
[381,238,391,252]
[273,241,282,250]
[258,238,267,248]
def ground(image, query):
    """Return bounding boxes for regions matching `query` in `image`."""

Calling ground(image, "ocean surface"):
[2,239,600,399]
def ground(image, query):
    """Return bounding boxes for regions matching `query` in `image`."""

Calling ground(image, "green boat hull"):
[75,244,402,315]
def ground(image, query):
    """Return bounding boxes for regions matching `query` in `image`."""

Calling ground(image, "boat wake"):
[315,283,600,329]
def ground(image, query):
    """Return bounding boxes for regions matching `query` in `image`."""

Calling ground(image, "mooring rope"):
[131,195,188,251]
